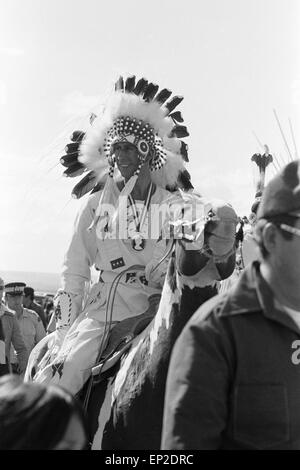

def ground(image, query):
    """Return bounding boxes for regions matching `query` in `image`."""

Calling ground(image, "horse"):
[25,194,237,449]
[81,197,238,449]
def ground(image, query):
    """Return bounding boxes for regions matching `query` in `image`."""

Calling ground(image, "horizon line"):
[0,269,60,275]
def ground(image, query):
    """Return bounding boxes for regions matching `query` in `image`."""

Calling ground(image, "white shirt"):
[61,186,174,322]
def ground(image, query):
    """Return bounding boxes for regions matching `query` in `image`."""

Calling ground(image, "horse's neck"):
[148,255,217,354]
[96,255,218,450]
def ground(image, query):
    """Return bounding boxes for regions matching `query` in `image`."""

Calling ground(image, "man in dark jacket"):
[162,159,300,450]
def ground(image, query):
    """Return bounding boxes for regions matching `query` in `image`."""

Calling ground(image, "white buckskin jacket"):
[60,185,174,324]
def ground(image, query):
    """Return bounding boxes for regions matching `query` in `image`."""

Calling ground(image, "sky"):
[0,0,299,273]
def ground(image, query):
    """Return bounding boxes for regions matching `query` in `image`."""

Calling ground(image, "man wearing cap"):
[5,282,46,371]
[162,160,300,450]
[0,279,28,375]
[23,287,47,330]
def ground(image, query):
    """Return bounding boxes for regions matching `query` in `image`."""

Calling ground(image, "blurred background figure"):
[219,148,272,293]
[23,287,48,330]
[0,374,89,450]
[240,148,273,269]
[5,282,45,374]
[0,277,5,303]
[0,279,28,376]
[0,277,8,376]
[0,278,8,375]
[44,298,55,332]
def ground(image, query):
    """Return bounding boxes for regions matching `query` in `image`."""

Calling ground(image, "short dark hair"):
[0,375,89,450]
[24,287,34,300]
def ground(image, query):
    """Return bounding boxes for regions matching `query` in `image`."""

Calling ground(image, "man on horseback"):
[25,75,193,395]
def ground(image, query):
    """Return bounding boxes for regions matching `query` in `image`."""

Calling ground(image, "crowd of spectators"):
[0,280,55,376]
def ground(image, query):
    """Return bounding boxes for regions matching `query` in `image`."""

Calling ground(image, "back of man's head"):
[24,287,34,301]
[257,159,300,220]
[255,160,300,257]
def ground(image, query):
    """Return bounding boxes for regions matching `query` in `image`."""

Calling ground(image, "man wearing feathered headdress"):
[25,75,194,394]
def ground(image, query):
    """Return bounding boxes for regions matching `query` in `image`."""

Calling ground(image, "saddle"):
[91,295,160,380]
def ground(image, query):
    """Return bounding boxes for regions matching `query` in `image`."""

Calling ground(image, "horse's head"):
[169,192,238,286]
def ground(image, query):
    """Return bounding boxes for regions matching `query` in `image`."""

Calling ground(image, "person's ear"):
[262,222,278,253]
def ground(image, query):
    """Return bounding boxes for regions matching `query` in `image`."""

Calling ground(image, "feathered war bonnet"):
[60,75,192,200]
